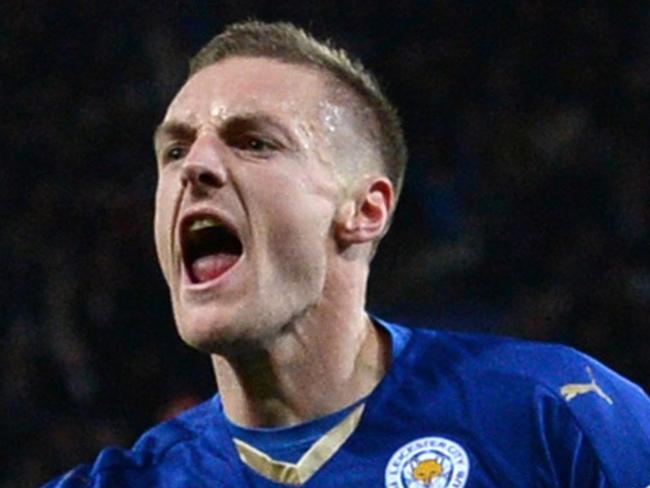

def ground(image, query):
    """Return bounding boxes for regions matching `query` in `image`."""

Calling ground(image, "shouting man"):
[47,21,650,487]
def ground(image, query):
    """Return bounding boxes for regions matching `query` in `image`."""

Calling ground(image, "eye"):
[245,138,271,151]
[232,134,278,155]
[164,145,187,162]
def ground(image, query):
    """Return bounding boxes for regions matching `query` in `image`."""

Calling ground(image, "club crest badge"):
[385,436,470,488]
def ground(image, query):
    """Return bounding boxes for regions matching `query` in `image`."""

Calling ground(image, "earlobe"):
[336,177,394,245]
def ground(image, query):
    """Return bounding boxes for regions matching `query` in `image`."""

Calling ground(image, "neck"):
[211,273,390,427]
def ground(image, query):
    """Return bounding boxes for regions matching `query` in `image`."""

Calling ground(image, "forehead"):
[164,57,330,124]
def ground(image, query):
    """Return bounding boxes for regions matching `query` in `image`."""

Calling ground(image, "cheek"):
[264,187,337,267]
[154,176,183,283]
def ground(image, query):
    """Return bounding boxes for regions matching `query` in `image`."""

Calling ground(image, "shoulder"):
[42,396,229,487]
[399,322,644,401]
[394,322,650,485]
[131,394,218,457]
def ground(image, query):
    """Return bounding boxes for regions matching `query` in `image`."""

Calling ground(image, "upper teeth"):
[189,217,221,232]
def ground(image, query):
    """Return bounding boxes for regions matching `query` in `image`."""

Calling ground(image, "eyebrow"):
[153,112,299,155]
[153,121,196,156]
[221,113,298,148]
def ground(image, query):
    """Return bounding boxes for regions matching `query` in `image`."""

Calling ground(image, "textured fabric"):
[43,319,650,487]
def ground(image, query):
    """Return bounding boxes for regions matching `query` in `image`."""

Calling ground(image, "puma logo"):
[560,366,613,405]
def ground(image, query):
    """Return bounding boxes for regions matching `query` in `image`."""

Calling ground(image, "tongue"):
[191,253,239,283]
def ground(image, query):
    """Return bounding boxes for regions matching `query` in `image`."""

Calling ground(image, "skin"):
[154,56,395,427]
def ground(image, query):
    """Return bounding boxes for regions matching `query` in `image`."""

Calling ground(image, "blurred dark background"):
[2,1,649,485]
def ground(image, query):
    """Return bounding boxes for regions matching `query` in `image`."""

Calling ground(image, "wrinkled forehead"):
[160,56,377,184]
[164,57,335,126]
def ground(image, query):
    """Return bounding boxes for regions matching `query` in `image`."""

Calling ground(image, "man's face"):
[154,57,358,353]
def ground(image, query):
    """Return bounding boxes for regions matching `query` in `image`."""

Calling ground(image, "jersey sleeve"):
[536,351,650,487]
[40,447,140,488]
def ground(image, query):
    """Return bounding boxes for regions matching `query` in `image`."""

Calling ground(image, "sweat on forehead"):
[186,20,407,201]
[315,85,384,179]
[162,57,381,176]
[167,58,322,119]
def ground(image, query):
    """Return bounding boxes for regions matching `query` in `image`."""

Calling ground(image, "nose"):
[180,134,227,191]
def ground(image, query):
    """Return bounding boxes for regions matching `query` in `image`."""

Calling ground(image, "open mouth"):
[181,216,243,284]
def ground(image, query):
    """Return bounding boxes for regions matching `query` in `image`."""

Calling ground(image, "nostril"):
[197,171,220,187]
[182,162,225,189]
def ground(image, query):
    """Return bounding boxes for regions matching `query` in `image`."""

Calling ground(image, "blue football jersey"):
[44,320,650,487]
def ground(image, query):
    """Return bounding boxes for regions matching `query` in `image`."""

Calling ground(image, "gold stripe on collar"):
[233,403,365,485]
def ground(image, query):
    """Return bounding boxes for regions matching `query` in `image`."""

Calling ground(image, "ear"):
[336,176,395,245]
